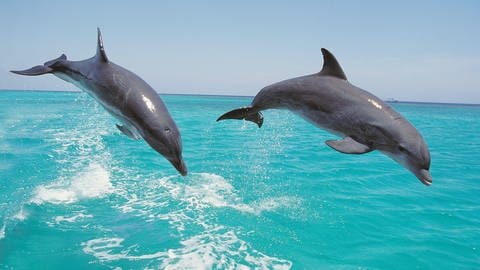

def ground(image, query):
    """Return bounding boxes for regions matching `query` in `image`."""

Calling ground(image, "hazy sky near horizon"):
[0,1,478,103]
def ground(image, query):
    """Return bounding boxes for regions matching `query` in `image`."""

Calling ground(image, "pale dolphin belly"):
[54,72,142,138]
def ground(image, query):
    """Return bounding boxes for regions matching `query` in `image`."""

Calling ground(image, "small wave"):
[104,172,295,268]
[82,237,126,261]
[160,173,299,215]
[82,237,165,261]
[81,228,292,269]
[37,101,114,205]
[13,207,28,221]
[116,172,299,235]
[54,212,93,224]
[160,227,292,269]
[0,207,28,242]
[32,163,112,204]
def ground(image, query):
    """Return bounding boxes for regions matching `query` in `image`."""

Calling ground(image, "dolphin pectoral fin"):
[10,65,53,76]
[116,124,140,140]
[216,107,264,128]
[326,137,372,154]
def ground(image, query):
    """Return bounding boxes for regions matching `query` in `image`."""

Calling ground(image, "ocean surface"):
[0,90,479,269]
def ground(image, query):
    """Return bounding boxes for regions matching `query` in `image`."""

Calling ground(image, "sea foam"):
[32,163,112,204]
[159,173,299,215]
[54,212,93,224]
[82,228,292,269]
[99,172,294,268]
[0,223,5,240]
[160,227,292,269]
[82,237,165,261]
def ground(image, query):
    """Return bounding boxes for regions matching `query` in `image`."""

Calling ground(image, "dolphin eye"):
[164,127,171,133]
[398,145,408,153]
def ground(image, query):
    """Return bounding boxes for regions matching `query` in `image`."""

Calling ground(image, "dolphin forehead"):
[123,92,175,131]
[388,116,430,164]
[391,116,424,142]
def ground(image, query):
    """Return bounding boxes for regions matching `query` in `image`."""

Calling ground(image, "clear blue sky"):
[0,1,478,103]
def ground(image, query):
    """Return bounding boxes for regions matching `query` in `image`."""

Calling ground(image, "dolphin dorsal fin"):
[318,48,347,80]
[96,28,109,63]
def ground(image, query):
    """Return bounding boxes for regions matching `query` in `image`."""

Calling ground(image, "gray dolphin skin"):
[11,28,187,176]
[217,48,432,185]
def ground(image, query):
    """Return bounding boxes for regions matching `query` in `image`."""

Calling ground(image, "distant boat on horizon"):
[385,98,399,103]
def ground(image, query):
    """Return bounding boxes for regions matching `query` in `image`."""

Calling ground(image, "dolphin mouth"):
[171,158,188,176]
[418,169,432,186]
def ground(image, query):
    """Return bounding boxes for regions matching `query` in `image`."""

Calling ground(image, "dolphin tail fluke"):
[217,107,264,128]
[10,65,53,76]
[11,54,67,76]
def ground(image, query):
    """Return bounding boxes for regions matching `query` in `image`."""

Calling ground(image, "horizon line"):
[1,88,479,107]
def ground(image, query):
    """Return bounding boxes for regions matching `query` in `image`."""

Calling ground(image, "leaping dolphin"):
[11,28,187,176]
[217,48,432,185]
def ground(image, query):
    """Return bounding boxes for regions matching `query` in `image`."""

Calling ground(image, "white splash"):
[32,163,112,204]
[0,223,5,240]
[54,213,93,224]
[159,173,299,215]
[102,172,296,268]
[160,228,292,269]
[82,237,165,261]
[82,238,126,261]
[82,228,292,269]
[13,207,28,221]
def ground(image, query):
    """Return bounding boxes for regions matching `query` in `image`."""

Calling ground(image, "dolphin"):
[11,28,187,176]
[217,48,432,185]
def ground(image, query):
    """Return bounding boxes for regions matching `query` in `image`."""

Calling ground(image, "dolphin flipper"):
[116,124,140,140]
[217,107,264,128]
[326,137,373,154]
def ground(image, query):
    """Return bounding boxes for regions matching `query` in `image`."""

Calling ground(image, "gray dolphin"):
[11,28,187,176]
[217,48,432,185]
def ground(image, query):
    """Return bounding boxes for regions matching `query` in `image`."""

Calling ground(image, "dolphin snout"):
[417,169,432,186]
[171,158,187,176]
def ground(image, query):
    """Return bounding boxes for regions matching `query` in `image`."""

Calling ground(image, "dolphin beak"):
[417,169,432,186]
[171,158,187,176]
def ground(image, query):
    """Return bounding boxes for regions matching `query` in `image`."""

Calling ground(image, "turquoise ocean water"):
[0,90,479,269]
